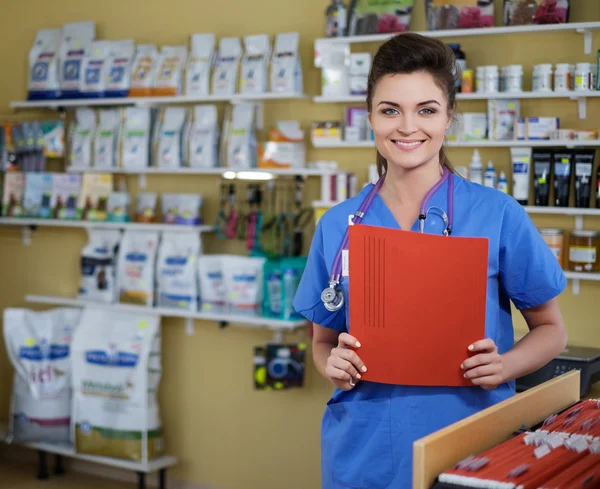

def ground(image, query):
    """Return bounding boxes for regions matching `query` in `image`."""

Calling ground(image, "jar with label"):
[554,63,571,92]
[484,65,499,93]
[539,228,564,267]
[575,63,592,91]
[503,65,523,92]
[568,230,600,272]
[533,64,553,92]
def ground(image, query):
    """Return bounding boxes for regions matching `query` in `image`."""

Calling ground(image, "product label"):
[569,246,596,264]
[342,249,349,277]
[576,163,592,177]
[554,163,571,177]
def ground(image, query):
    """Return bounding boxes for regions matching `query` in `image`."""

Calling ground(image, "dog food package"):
[28,29,62,100]
[69,108,96,169]
[94,109,122,169]
[105,40,136,98]
[80,40,111,98]
[107,192,131,222]
[211,37,242,96]
[117,230,160,306]
[78,229,122,303]
[426,0,495,30]
[197,255,227,313]
[59,21,96,99]
[77,173,113,221]
[23,173,53,218]
[161,193,203,225]
[187,105,219,168]
[2,172,26,218]
[184,34,216,97]
[121,107,154,170]
[270,33,303,94]
[135,193,157,223]
[503,0,569,25]
[71,308,164,462]
[51,174,81,219]
[153,46,188,96]
[153,107,187,169]
[240,34,271,95]
[129,44,159,97]
[226,103,256,169]
[348,0,415,35]
[262,256,307,320]
[4,307,81,444]
[157,232,201,311]
[222,256,266,313]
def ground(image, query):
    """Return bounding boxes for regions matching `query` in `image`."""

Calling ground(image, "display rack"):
[312,139,600,149]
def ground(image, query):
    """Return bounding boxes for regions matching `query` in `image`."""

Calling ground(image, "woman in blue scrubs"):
[293,33,568,489]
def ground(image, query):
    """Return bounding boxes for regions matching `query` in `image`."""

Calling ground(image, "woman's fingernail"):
[460,364,465,369]
[356,373,361,379]
[361,366,367,372]
[464,373,468,378]
[355,341,361,347]
[468,345,474,351]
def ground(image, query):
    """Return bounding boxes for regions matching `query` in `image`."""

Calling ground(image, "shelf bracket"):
[138,173,147,190]
[574,215,584,231]
[572,96,587,120]
[577,28,593,55]
[571,279,581,296]
[184,317,195,336]
[22,227,32,247]
[270,330,285,344]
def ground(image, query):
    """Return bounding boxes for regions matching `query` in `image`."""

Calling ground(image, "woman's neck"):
[381,159,444,207]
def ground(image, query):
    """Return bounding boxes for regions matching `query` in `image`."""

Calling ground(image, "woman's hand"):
[325,333,367,391]
[461,339,505,390]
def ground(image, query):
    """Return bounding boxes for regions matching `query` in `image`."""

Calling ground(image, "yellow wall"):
[0,2,599,489]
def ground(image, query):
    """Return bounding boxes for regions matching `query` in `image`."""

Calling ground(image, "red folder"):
[348,225,489,387]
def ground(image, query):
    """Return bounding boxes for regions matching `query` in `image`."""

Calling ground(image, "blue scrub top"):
[292,173,566,489]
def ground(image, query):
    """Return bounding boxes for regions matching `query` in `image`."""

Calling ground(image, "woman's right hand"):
[326,333,367,391]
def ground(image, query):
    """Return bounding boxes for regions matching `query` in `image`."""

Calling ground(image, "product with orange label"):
[568,230,600,273]
[129,45,158,97]
[152,46,188,96]
[117,230,160,306]
[258,121,305,169]
[77,173,113,221]
[135,193,157,223]
[539,228,564,267]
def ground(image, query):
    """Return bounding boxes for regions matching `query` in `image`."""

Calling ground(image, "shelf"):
[312,139,600,149]
[25,295,307,332]
[0,422,177,473]
[10,92,308,110]
[65,166,334,177]
[314,21,600,54]
[313,201,339,208]
[523,206,600,216]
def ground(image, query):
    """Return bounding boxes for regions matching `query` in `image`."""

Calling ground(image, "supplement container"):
[503,65,523,92]
[461,69,474,93]
[575,63,591,91]
[476,67,485,93]
[554,63,571,92]
[484,65,499,93]
[533,64,553,92]
[539,228,564,267]
[568,230,600,272]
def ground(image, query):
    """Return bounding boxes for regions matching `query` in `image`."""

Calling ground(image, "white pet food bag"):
[226,103,256,169]
[239,34,271,95]
[157,232,201,311]
[197,255,227,313]
[71,308,163,462]
[70,108,96,169]
[154,107,187,169]
[187,105,219,168]
[78,229,122,303]
[153,46,188,96]
[80,40,111,97]
[129,44,158,97]
[117,230,160,306]
[4,307,81,444]
[184,34,216,97]
[59,21,96,99]
[121,107,153,170]
[270,33,303,94]
[94,109,122,169]
[106,39,136,98]
[222,256,266,313]
[211,37,242,96]
[28,29,62,100]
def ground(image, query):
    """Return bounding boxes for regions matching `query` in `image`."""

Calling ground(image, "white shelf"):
[312,139,600,149]
[313,201,339,208]
[0,423,177,473]
[524,206,600,216]
[65,166,333,177]
[10,92,308,110]
[564,271,600,282]
[314,21,600,49]
[25,295,307,331]
[0,218,213,233]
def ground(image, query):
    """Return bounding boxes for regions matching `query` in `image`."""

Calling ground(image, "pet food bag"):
[426,0,495,30]
[80,40,112,98]
[161,193,203,225]
[121,107,154,171]
[153,107,187,169]
[2,172,26,218]
[269,33,303,94]
[503,0,569,26]
[239,34,271,95]
[226,103,257,169]
[153,46,188,96]
[211,37,242,96]
[184,34,216,97]
[262,256,307,320]
[129,44,159,97]
[222,256,266,313]
[157,232,201,311]
[348,0,415,36]
[4,307,81,443]
[105,40,136,98]
[28,29,61,100]
[51,174,81,220]
[78,229,122,303]
[187,105,219,168]
[135,193,157,223]
[93,109,122,169]
[77,173,113,221]
[197,255,227,313]
[107,192,131,222]
[23,173,53,218]
[117,230,160,306]
[69,108,96,169]
[59,21,96,99]
[71,308,164,462]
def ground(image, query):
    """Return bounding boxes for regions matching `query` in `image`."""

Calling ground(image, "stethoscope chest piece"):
[321,284,344,312]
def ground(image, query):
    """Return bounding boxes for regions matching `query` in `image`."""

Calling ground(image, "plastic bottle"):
[469,149,483,185]
[325,0,348,38]
[497,171,509,193]
[484,160,497,188]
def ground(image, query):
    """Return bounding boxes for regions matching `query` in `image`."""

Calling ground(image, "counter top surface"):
[586,381,600,400]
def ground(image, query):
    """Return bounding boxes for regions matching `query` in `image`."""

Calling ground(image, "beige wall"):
[0,1,599,489]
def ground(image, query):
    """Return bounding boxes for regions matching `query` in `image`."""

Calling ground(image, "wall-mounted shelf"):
[314,21,600,54]
[25,295,307,333]
[312,139,600,149]
[10,92,308,110]
[65,166,333,177]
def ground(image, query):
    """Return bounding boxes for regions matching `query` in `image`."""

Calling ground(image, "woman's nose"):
[395,115,417,135]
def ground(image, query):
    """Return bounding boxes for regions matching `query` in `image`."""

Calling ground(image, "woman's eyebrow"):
[377,99,441,107]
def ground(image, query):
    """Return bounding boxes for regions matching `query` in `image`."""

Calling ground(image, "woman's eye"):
[382,108,398,116]
[419,108,436,115]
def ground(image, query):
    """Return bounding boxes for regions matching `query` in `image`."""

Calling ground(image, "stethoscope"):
[320,166,455,313]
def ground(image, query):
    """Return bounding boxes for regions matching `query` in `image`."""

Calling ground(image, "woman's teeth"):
[393,140,423,147]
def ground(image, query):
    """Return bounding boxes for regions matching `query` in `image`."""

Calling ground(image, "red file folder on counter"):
[348,224,489,387]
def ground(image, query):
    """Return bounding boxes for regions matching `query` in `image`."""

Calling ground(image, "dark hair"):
[366,33,458,177]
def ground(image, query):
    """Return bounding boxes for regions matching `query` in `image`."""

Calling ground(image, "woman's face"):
[369,71,452,173]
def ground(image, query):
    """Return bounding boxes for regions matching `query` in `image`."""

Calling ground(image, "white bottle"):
[497,170,509,194]
[468,149,483,185]
[484,160,496,188]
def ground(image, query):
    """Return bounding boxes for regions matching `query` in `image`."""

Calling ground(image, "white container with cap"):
[575,63,592,91]
[533,64,553,92]
[484,65,499,93]
[476,67,485,93]
[503,65,524,92]
[554,64,571,92]
[468,149,483,185]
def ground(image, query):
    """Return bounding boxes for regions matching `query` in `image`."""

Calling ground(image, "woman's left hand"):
[461,339,505,390]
